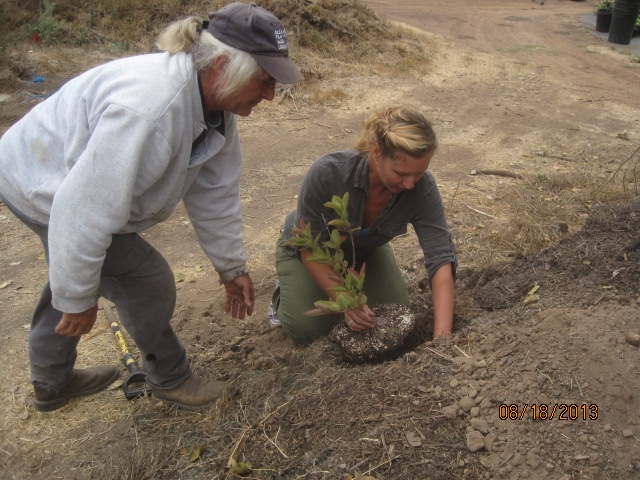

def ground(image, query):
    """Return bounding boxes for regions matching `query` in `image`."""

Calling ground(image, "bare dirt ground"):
[1,1,640,479]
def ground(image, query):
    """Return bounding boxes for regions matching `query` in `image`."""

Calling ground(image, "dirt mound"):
[463,198,640,311]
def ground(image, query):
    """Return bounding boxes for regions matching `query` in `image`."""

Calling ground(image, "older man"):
[0,2,303,412]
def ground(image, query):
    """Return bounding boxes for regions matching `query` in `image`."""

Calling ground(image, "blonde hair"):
[354,106,437,159]
[156,16,261,100]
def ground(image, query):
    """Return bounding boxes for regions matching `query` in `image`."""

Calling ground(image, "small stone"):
[466,430,485,452]
[526,451,541,470]
[442,405,458,419]
[589,453,604,466]
[475,359,488,369]
[459,396,476,412]
[405,351,419,363]
[624,331,640,347]
[622,429,634,438]
[552,222,569,234]
[484,432,496,451]
[450,378,460,388]
[254,356,274,369]
[434,386,443,398]
[603,424,613,432]
[470,406,481,417]
[470,418,490,434]
[220,351,235,361]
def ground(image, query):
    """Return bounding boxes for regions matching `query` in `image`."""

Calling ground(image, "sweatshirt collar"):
[197,76,225,136]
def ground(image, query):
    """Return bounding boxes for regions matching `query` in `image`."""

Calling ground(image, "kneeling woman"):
[272,106,456,345]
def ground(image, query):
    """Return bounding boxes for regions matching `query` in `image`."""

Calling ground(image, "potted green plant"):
[284,192,367,316]
[284,192,417,364]
[595,1,614,33]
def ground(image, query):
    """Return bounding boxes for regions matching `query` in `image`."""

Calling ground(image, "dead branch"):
[470,169,523,179]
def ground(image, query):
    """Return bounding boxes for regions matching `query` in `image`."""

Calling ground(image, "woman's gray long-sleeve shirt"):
[281,150,457,281]
[0,52,248,313]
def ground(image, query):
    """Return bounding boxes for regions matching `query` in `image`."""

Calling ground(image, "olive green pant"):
[272,234,410,345]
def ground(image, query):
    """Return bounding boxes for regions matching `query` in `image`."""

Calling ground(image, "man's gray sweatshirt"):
[0,52,249,313]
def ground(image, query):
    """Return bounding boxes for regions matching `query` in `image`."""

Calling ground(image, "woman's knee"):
[280,313,336,345]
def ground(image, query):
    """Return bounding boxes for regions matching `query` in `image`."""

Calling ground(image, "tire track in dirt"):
[364,0,640,108]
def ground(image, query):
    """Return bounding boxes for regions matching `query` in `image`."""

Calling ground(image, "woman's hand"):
[344,304,376,331]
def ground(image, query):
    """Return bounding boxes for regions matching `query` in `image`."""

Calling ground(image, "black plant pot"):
[596,10,613,33]
[608,0,640,45]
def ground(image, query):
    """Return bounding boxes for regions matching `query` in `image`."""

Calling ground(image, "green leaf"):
[336,293,351,310]
[331,229,342,245]
[230,462,253,475]
[345,275,353,289]
[314,300,342,312]
[327,219,350,228]
[306,255,332,264]
[342,192,350,211]
[328,285,348,292]
[304,307,330,316]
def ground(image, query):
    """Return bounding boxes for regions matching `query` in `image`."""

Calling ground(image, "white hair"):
[156,16,262,100]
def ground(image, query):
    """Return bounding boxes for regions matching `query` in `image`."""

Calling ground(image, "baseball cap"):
[207,2,304,84]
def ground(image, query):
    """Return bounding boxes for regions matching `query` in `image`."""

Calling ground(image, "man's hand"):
[224,273,255,319]
[55,305,98,337]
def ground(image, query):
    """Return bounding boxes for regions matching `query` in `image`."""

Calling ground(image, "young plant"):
[594,1,614,13]
[284,192,367,316]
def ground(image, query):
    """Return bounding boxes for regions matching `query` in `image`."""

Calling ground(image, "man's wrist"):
[218,265,250,283]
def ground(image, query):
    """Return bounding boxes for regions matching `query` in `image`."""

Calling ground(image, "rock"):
[484,432,496,451]
[625,331,640,347]
[459,396,475,412]
[526,451,541,470]
[471,418,490,434]
[552,221,569,234]
[622,429,634,438]
[405,351,419,363]
[452,356,474,373]
[474,359,488,369]
[466,430,485,452]
[221,351,235,361]
[254,356,274,369]
[442,405,458,419]
[589,453,604,466]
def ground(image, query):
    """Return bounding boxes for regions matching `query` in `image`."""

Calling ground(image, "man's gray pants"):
[7,202,190,391]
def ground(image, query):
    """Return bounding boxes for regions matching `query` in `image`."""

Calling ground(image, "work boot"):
[151,375,230,412]
[33,365,119,412]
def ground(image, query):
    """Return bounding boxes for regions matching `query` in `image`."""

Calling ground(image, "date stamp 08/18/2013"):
[499,404,599,421]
